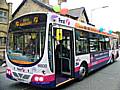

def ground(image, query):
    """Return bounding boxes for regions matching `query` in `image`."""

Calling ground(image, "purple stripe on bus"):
[88,57,110,68]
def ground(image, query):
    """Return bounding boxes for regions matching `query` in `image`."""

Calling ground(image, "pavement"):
[0,66,6,73]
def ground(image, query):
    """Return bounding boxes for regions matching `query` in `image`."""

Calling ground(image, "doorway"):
[54,27,74,84]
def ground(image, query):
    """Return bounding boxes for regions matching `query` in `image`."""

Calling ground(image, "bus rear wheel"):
[110,55,115,63]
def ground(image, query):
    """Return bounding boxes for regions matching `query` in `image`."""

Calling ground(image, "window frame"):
[48,24,54,72]
[75,29,89,55]
[0,10,8,23]
[89,38,99,52]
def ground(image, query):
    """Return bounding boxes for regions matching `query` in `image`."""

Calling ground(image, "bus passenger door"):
[54,28,74,76]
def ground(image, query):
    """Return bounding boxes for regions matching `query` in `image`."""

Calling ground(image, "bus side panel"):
[88,50,110,72]
[74,54,90,78]
[114,49,119,59]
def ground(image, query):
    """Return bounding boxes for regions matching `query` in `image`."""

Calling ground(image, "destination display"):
[10,14,47,30]
[15,16,39,27]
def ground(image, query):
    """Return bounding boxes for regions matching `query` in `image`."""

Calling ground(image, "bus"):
[6,12,119,88]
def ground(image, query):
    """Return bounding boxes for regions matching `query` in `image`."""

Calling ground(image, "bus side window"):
[79,45,82,52]
[75,29,89,55]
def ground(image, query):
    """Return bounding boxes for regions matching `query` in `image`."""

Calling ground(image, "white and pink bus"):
[6,12,119,88]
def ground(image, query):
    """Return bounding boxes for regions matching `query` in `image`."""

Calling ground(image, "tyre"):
[78,63,88,81]
[110,55,115,64]
[110,57,114,63]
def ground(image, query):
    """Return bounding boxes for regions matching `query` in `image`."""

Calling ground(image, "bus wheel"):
[110,58,113,63]
[110,55,115,63]
[78,63,88,80]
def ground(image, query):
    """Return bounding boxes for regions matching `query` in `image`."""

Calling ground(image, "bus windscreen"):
[7,14,47,65]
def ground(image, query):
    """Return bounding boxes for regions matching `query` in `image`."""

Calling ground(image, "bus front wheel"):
[78,63,88,80]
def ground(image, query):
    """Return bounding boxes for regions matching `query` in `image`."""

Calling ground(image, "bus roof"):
[10,12,119,39]
[48,12,119,39]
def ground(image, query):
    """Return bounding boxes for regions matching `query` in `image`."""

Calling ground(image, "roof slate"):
[12,0,90,24]
[68,7,89,23]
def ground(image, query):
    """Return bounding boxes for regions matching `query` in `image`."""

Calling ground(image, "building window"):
[0,37,6,46]
[0,10,8,23]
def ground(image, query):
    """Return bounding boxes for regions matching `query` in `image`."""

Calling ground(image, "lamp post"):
[91,6,109,22]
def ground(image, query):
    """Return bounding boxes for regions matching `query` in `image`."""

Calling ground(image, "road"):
[0,60,120,90]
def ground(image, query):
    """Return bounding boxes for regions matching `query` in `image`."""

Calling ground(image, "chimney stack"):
[44,0,49,4]
[8,2,12,21]
[39,0,49,4]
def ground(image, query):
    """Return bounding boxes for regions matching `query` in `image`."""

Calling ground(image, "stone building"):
[0,0,12,60]
[12,0,89,24]
[68,7,89,24]
[12,0,53,19]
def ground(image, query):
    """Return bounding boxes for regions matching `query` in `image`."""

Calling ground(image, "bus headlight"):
[39,77,44,82]
[31,74,44,82]
[31,74,55,82]
[34,76,39,82]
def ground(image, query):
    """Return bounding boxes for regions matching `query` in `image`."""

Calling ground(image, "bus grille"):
[13,72,30,79]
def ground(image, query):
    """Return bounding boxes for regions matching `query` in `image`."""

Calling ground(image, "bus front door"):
[54,28,74,76]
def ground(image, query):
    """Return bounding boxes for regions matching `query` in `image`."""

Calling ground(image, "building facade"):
[0,0,12,60]
[12,0,89,23]
[12,0,53,19]
[68,7,89,23]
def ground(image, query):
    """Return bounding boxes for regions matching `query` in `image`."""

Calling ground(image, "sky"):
[6,0,120,32]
